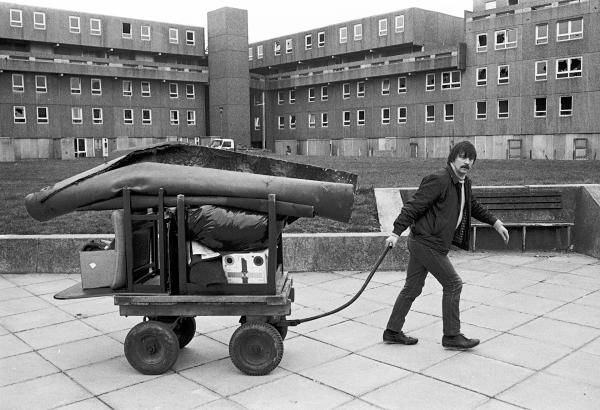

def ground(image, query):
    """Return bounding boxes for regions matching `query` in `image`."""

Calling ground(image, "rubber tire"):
[151,316,197,348]
[273,323,288,340]
[124,321,180,375]
[229,322,284,376]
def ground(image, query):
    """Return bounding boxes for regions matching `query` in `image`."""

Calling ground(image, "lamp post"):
[218,106,223,137]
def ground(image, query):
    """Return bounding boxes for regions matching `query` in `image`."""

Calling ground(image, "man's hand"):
[493,220,509,245]
[385,233,400,248]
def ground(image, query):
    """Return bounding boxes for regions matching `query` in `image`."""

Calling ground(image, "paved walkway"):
[1,251,599,409]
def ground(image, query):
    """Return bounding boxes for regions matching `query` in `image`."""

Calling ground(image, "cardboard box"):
[79,249,117,289]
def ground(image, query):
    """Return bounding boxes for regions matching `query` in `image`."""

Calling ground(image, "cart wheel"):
[151,316,196,348]
[124,321,180,375]
[229,322,283,376]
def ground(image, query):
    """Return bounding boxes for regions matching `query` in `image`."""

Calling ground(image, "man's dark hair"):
[447,141,477,165]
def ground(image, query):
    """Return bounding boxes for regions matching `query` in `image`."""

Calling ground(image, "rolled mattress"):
[25,162,355,223]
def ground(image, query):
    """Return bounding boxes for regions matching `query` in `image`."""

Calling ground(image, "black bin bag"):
[187,205,284,252]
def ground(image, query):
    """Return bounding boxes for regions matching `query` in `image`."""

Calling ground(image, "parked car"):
[210,138,235,150]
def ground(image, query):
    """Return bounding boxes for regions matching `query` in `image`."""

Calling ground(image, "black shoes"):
[442,333,480,350]
[383,329,418,345]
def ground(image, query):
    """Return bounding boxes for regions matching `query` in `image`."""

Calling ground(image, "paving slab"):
[0,252,599,409]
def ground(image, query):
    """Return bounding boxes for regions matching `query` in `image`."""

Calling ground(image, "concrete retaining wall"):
[574,186,600,258]
[0,233,409,274]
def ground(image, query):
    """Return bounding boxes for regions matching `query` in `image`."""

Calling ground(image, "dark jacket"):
[392,165,497,253]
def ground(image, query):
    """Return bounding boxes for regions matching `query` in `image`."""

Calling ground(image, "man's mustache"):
[461,165,471,169]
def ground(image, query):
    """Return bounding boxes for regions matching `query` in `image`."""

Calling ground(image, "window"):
[535,97,547,117]
[444,104,454,121]
[254,117,261,130]
[321,112,328,127]
[308,113,316,128]
[289,89,296,104]
[187,110,196,125]
[142,109,152,124]
[257,45,263,59]
[123,109,133,124]
[141,25,151,41]
[169,28,179,44]
[398,107,407,124]
[357,81,365,97]
[556,57,582,79]
[248,47,253,61]
[343,83,350,99]
[321,86,328,101]
[92,108,103,124]
[557,18,583,41]
[170,110,179,125]
[381,108,390,125]
[69,16,80,33]
[186,30,195,45]
[10,9,22,27]
[495,28,517,49]
[186,84,195,99]
[305,34,312,50]
[12,74,24,93]
[90,18,101,35]
[277,91,284,105]
[498,65,509,84]
[426,105,435,122]
[308,87,315,102]
[395,15,405,33]
[486,1,497,9]
[498,100,509,119]
[289,115,296,129]
[141,82,151,97]
[381,79,390,95]
[357,110,365,126]
[476,101,487,120]
[317,32,325,47]
[74,139,87,158]
[398,77,407,93]
[274,41,281,56]
[343,111,351,126]
[70,77,81,94]
[442,71,461,89]
[535,61,547,81]
[508,140,522,159]
[574,138,588,159]
[91,78,102,95]
[34,76,47,93]
[169,83,179,98]
[379,19,388,36]
[122,22,132,38]
[34,12,46,30]
[354,24,362,40]
[278,116,285,130]
[536,24,548,44]
[14,106,26,123]
[37,107,48,124]
[559,96,573,116]
[476,67,487,86]
[71,107,83,124]
[426,73,435,91]
[509,0,519,5]
[117,81,130,98]
[286,39,292,53]
[339,27,347,43]
[477,33,487,52]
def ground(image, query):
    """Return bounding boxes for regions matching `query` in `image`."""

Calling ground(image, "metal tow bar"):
[281,244,392,327]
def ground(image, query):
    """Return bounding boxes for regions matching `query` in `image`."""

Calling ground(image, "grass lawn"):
[2,156,599,234]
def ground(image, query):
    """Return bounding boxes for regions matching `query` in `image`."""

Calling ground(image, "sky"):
[7,0,474,42]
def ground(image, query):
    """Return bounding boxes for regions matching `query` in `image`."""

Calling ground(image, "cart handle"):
[282,244,392,327]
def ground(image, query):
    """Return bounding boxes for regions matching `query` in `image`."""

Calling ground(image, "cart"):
[56,189,299,376]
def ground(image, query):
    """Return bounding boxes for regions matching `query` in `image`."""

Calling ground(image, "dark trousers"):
[386,237,463,336]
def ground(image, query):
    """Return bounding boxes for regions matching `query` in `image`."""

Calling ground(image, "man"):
[383,141,509,350]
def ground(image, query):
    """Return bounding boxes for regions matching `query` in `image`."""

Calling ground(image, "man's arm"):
[471,196,509,244]
[386,174,441,248]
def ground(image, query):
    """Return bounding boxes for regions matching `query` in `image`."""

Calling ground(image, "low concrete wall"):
[574,186,600,258]
[0,233,409,274]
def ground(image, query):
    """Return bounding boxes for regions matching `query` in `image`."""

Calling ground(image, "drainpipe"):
[261,90,266,149]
